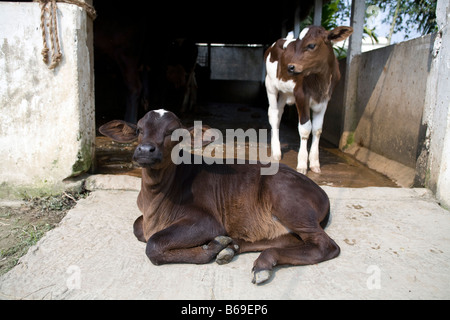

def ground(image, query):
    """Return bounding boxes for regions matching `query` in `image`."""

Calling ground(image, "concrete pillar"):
[425,0,450,208]
[294,3,301,38]
[313,0,323,26]
[0,2,95,197]
[339,0,365,149]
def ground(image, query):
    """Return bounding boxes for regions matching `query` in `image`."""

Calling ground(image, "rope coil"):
[36,0,96,70]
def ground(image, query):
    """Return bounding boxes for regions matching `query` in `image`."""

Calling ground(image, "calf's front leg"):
[297,120,311,175]
[309,100,328,173]
[295,85,311,175]
[267,87,286,161]
[145,213,230,265]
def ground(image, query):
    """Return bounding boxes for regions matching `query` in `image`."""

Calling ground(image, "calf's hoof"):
[310,166,321,173]
[251,269,273,285]
[213,236,233,247]
[296,167,307,175]
[271,150,282,161]
[216,248,235,265]
[202,236,232,251]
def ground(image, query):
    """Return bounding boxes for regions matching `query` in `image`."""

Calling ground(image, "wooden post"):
[294,2,301,38]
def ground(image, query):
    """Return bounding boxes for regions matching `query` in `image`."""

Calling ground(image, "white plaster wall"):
[0,2,94,195]
[431,0,450,208]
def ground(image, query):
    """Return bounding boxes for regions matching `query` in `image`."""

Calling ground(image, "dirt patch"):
[0,191,89,276]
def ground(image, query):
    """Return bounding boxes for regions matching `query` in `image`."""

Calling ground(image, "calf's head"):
[99,109,212,169]
[285,26,353,75]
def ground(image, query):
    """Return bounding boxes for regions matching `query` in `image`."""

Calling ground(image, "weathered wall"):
[324,34,436,187]
[351,35,433,170]
[424,0,450,208]
[209,45,264,81]
[204,45,266,105]
[0,2,95,197]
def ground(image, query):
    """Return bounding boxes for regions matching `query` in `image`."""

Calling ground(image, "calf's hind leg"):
[252,203,340,284]
[252,230,340,284]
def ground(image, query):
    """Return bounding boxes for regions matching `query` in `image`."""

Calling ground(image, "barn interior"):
[93,0,397,187]
[94,0,317,125]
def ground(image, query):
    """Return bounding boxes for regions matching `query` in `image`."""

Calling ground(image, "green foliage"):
[322,0,340,30]
[366,0,438,38]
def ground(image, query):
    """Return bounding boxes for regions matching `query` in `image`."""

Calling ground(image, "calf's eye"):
[307,43,316,50]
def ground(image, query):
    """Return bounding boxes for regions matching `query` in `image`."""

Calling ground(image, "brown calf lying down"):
[99,109,340,284]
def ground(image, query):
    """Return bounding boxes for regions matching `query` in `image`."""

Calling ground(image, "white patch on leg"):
[268,107,282,161]
[309,99,328,173]
[297,120,311,174]
[266,53,287,161]
[309,128,322,173]
[268,92,288,161]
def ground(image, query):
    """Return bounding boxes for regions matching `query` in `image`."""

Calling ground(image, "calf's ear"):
[187,124,218,148]
[328,26,353,43]
[99,120,138,143]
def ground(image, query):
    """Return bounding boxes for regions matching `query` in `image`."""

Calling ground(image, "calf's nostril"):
[137,144,156,154]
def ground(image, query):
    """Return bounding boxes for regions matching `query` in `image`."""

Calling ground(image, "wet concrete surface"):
[95,103,398,188]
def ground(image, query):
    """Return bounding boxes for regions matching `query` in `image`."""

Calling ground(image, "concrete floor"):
[1,175,449,299]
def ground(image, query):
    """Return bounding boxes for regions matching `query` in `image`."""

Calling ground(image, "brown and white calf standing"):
[265,26,353,174]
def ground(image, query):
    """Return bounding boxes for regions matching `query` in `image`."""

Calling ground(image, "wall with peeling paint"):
[0,2,94,197]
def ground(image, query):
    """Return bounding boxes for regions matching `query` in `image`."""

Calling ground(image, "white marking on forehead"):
[283,38,296,49]
[283,39,296,49]
[283,31,296,49]
[299,27,309,40]
[154,109,168,117]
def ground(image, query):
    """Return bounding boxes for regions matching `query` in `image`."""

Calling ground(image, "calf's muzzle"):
[133,143,162,167]
[287,64,302,75]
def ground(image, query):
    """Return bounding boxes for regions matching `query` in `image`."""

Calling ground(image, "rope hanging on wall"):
[36,0,97,70]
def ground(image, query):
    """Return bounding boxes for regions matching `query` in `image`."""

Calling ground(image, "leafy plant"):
[365,0,437,44]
